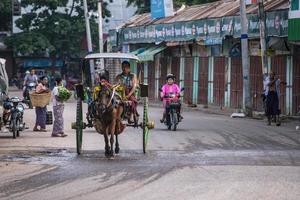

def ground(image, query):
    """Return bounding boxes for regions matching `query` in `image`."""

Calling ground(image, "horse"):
[93,83,125,158]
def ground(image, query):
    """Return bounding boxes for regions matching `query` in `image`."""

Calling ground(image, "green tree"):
[127,0,150,14]
[127,0,217,14]
[0,0,12,31]
[5,0,112,58]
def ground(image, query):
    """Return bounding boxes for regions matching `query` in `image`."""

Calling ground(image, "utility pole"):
[97,0,105,73]
[258,0,268,76]
[12,0,21,76]
[83,0,95,86]
[240,0,252,116]
[98,0,103,53]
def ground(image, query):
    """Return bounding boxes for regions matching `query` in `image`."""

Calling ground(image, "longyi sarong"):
[125,88,138,115]
[266,91,280,116]
[52,104,64,135]
[35,106,47,129]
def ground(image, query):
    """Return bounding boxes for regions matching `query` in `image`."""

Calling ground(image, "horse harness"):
[94,82,134,124]
[94,86,117,121]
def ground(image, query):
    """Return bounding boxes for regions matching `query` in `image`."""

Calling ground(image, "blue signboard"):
[151,0,174,19]
[151,0,165,19]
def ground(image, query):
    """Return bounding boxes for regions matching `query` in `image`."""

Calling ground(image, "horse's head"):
[96,85,113,114]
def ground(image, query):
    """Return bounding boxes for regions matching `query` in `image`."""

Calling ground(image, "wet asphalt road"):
[0,91,300,200]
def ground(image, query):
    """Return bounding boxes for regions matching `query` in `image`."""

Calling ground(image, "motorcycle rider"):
[160,73,183,123]
[23,69,38,97]
[23,69,38,86]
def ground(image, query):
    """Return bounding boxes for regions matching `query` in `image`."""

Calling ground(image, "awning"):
[130,48,145,55]
[23,59,63,68]
[138,46,167,62]
[268,37,290,51]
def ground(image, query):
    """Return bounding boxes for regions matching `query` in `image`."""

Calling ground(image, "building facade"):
[109,0,300,115]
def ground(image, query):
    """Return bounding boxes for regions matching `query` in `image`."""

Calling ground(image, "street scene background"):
[1,0,300,199]
[0,89,299,200]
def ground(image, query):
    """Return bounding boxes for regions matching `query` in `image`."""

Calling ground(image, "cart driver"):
[116,61,138,123]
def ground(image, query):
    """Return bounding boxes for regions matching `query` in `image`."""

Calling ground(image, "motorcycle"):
[160,88,184,131]
[24,82,36,109]
[3,96,26,139]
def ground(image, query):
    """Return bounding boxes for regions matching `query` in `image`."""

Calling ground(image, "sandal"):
[51,134,61,137]
[60,133,68,137]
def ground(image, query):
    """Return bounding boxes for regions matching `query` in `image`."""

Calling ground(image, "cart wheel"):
[143,98,149,154]
[76,99,83,155]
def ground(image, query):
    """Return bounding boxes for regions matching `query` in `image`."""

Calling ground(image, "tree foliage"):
[127,0,218,14]
[5,0,113,58]
[126,0,150,14]
[0,0,12,31]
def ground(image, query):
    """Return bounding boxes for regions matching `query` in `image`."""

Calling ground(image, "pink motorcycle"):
[161,88,184,131]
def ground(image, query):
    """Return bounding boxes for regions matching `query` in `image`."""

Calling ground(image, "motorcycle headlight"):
[28,83,36,87]
[17,104,24,112]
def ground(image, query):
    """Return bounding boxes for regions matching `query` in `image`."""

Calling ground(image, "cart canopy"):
[84,53,140,61]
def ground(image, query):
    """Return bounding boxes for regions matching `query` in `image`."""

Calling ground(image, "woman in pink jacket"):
[160,73,182,123]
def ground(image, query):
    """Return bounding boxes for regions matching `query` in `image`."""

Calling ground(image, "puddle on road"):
[0,149,77,165]
[1,148,300,167]
[0,148,159,167]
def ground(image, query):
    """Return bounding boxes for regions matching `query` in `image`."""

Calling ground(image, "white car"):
[0,58,8,94]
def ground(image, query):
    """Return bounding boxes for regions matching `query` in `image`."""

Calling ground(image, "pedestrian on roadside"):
[51,77,67,137]
[44,70,51,88]
[34,76,49,132]
[62,74,67,88]
[263,71,286,126]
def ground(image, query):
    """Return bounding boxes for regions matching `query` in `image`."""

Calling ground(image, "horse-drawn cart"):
[71,53,154,156]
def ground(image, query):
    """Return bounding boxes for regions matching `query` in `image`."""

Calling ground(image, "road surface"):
[0,91,299,200]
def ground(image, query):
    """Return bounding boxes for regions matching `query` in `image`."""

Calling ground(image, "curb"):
[146,101,300,122]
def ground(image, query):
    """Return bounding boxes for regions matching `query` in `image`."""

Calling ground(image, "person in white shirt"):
[51,77,67,137]
[263,71,286,126]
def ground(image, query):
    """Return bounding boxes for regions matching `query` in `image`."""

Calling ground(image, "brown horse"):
[93,84,124,158]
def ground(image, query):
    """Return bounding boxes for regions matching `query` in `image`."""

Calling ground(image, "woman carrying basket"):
[33,76,49,132]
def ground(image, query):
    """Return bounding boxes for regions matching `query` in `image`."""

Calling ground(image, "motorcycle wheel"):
[16,118,20,137]
[167,113,171,130]
[12,118,17,139]
[171,112,177,131]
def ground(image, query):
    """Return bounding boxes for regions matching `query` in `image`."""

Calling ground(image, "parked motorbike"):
[3,96,26,139]
[24,82,36,109]
[160,88,184,131]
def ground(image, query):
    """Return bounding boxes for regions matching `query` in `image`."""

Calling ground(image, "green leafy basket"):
[57,86,72,102]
